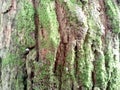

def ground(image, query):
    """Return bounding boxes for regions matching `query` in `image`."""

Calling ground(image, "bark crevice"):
[22,63,28,90]
[54,1,70,90]
[0,57,2,84]
[2,0,14,14]
[54,0,68,73]
[32,0,40,62]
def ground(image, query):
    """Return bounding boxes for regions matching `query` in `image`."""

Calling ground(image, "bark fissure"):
[32,0,40,62]
[106,80,111,90]
[22,64,28,90]
[54,1,69,89]
[54,0,68,73]
[0,57,2,84]
[74,45,78,78]
[92,71,95,90]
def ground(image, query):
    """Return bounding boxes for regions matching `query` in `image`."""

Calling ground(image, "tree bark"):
[0,0,120,90]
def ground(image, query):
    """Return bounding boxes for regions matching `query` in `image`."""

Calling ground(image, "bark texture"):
[0,0,120,90]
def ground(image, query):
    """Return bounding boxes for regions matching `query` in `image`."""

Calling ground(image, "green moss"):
[2,53,25,90]
[105,48,114,79]
[105,42,120,89]
[82,43,93,88]
[94,52,107,89]
[105,0,120,33]
[37,1,60,86]
[87,11,108,88]
[31,1,60,89]
[38,1,60,49]
[46,52,54,61]
[66,0,76,13]
[33,61,51,89]
[88,16,102,41]
[65,1,87,28]
[15,68,26,90]
[70,0,83,6]
[66,52,75,77]
[15,0,35,52]
[90,31,107,89]
[63,45,77,89]
[2,53,20,67]
[75,44,93,89]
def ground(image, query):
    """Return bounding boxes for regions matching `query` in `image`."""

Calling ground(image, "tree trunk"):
[0,0,120,90]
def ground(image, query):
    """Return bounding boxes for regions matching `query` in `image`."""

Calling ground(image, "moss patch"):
[38,0,60,48]
[105,0,120,33]
[15,0,35,53]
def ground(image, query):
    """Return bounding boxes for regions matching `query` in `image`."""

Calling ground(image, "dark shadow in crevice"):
[0,57,2,83]
[22,63,28,90]
[32,0,40,62]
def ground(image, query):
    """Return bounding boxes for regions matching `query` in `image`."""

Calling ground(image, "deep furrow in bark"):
[0,57,2,84]
[54,0,69,89]
[106,81,111,90]
[54,0,68,72]
[74,45,78,78]
[23,63,28,90]
[92,71,95,90]
[32,0,40,62]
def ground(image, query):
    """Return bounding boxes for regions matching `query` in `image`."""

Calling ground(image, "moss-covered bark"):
[0,0,120,90]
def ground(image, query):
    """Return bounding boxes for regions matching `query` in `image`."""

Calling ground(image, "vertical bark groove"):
[23,64,28,90]
[92,71,95,90]
[32,0,40,62]
[54,0,68,73]
[0,57,2,84]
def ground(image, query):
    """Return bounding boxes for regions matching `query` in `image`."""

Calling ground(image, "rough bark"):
[0,0,120,90]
